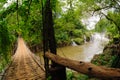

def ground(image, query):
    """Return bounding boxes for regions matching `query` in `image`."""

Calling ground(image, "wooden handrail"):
[45,52,120,79]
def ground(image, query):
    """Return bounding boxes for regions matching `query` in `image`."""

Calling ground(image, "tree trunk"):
[42,0,66,79]
[45,52,120,79]
[42,0,49,77]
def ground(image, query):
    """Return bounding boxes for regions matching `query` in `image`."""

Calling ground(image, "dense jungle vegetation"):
[0,0,120,79]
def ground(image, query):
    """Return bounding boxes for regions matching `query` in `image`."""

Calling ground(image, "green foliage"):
[67,71,74,80]
[51,0,58,11]
[0,19,11,72]
[73,38,83,45]
[54,5,88,46]
[77,74,89,80]
[79,0,120,39]
[95,18,109,32]
[66,71,89,80]
[111,55,120,68]
[107,12,120,31]
[91,48,115,67]
[106,23,118,38]
[1,0,120,76]
[0,0,6,2]
[0,0,43,72]
[47,76,52,80]
[94,16,119,39]
[72,30,83,37]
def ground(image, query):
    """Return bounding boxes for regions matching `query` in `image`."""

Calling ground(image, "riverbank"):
[91,45,114,67]
[91,38,120,68]
[65,43,118,80]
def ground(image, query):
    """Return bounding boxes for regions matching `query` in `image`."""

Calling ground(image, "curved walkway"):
[2,38,45,80]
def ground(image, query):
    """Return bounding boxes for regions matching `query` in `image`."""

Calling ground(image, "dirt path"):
[2,38,45,80]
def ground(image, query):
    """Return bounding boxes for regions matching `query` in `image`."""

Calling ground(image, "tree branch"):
[94,6,111,11]
[112,0,120,8]
[101,12,120,31]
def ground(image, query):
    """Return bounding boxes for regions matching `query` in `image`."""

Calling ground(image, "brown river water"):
[39,33,109,64]
[57,33,109,62]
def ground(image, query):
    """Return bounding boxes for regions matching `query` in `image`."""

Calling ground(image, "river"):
[38,33,109,64]
[57,33,109,62]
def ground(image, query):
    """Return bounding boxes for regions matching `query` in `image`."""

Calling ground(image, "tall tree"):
[42,0,66,79]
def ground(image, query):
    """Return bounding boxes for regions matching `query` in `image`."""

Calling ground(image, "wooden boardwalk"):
[2,38,45,80]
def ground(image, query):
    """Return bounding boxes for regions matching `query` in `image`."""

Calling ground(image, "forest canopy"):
[0,0,120,74]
